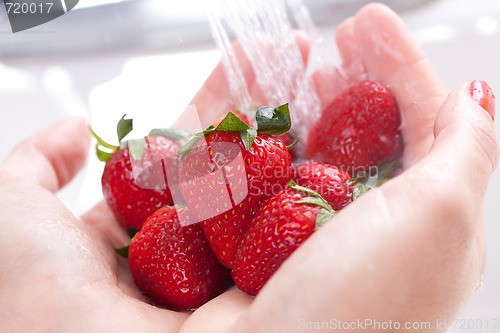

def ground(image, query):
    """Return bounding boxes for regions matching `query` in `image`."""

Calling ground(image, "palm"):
[76,196,250,332]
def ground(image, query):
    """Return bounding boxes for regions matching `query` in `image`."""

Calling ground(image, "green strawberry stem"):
[286,180,335,229]
[348,159,404,201]
[217,112,257,150]
[255,104,291,135]
[117,115,133,142]
[216,112,251,131]
[352,183,370,201]
[148,128,192,141]
[116,245,129,259]
[376,159,403,181]
[90,127,118,151]
[90,127,119,162]
[178,127,217,156]
[90,114,133,163]
[286,137,300,150]
[126,228,140,238]
[92,114,191,162]
[126,138,147,161]
[179,104,292,156]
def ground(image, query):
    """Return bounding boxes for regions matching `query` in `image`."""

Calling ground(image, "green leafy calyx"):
[256,104,291,135]
[148,128,191,141]
[116,245,129,258]
[179,104,291,155]
[92,114,191,162]
[90,127,118,163]
[217,112,251,132]
[126,138,147,161]
[126,228,140,238]
[287,180,335,229]
[347,160,403,201]
[117,115,133,142]
[178,125,216,156]
[90,114,133,163]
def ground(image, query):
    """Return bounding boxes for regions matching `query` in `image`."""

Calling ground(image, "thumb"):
[428,80,498,197]
[1,117,91,193]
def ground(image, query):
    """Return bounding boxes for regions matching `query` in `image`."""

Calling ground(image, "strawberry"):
[92,116,188,230]
[178,105,293,267]
[306,80,402,175]
[232,181,335,296]
[292,161,353,210]
[128,206,231,310]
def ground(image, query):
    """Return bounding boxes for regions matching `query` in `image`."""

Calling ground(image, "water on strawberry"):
[205,0,322,149]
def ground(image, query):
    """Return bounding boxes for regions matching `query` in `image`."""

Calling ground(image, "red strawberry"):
[232,182,335,296]
[292,161,353,210]
[277,133,293,147]
[128,206,231,310]
[93,116,188,230]
[178,105,293,267]
[306,80,402,175]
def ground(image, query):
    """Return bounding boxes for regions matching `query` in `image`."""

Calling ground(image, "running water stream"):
[205,0,324,144]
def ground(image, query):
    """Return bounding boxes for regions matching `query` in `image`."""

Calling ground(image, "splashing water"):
[205,3,253,113]
[205,0,323,145]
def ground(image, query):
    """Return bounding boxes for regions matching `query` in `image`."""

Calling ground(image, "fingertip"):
[435,81,496,131]
[335,17,355,61]
[311,67,347,110]
[353,2,428,81]
[432,81,499,180]
[335,17,365,80]
[55,116,92,183]
[62,116,92,151]
[355,3,401,23]
[469,80,496,121]
[293,30,312,64]
[348,2,447,167]
[3,116,91,192]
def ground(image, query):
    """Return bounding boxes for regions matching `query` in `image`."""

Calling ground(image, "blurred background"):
[0,0,498,331]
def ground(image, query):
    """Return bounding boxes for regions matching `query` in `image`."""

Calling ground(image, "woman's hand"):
[0,4,497,333]
[0,118,188,332]
[184,4,498,332]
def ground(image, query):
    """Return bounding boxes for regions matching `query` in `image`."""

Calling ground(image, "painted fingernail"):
[469,80,495,121]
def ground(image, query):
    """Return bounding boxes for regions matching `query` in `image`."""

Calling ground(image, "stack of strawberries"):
[93,80,402,310]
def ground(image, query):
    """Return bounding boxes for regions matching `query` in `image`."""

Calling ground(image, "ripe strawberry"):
[128,206,231,310]
[306,80,402,175]
[178,105,293,268]
[232,182,335,296]
[292,161,353,210]
[93,116,188,230]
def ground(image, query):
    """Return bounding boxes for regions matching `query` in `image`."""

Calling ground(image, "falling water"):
[205,0,323,146]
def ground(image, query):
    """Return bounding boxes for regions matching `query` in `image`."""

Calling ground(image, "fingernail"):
[469,80,495,121]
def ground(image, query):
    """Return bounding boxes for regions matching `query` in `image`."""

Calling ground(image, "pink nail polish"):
[469,80,495,121]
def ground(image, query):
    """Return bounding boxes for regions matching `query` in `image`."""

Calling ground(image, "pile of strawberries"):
[93,80,402,310]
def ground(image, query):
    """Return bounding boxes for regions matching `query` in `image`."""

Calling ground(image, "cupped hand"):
[0,119,188,332]
[183,3,498,332]
[0,3,497,333]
